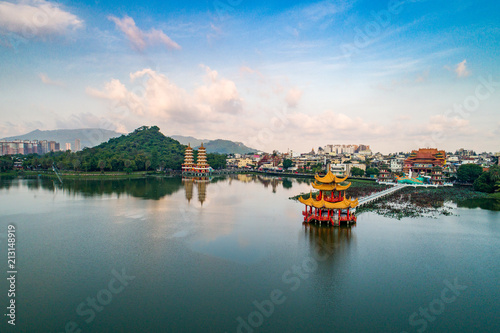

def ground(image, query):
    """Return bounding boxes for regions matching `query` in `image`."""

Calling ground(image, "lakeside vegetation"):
[0,126,227,174]
[355,186,493,219]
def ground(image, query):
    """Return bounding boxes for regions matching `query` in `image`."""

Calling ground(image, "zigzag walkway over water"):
[355,183,408,208]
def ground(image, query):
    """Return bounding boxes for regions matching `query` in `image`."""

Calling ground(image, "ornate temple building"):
[298,171,359,226]
[182,143,211,175]
[403,148,446,175]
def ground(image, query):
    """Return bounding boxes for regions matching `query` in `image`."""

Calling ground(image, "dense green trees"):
[207,153,227,169]
[0,156,13,171]
[457,164,483,183]
[473,165,500,193]
[350,167,364,177]
[282,159,293,170]
[365,167,379,177]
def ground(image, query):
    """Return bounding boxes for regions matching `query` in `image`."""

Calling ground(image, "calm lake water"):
[0,175,498,333]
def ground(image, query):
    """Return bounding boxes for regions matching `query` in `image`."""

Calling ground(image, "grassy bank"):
[489,192,500,199]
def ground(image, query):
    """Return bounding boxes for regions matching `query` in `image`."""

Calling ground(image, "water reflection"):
[303,223,354,264]
[0,177,184,200]
[182,176,209,205]
[229,173,312,193]
[457,198,500,211]
[0,174,312,203]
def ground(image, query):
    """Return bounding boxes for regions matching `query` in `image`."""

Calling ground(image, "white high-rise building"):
[75,139,81,152]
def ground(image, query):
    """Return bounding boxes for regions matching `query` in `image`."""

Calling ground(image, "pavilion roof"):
[312,181,351,191]
[299,192,358,209]
[314,171,348,184]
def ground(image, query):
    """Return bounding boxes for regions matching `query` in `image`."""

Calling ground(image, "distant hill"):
[196,139,257,154]
[2,128,122,149]
[170,135,209,148]
[172,135,257,154]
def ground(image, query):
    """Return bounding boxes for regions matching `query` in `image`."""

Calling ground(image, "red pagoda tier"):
[298,171,358,226]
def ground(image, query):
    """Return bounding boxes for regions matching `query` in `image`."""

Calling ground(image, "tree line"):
[2,126,226,173]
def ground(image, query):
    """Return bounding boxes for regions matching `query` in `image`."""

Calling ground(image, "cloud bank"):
[0,0,83,39]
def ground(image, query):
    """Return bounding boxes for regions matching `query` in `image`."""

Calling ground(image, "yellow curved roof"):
[312,181,351,191]
[299,192,358,209]
[314,171,348,184]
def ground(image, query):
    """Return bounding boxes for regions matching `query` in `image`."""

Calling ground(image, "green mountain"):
[2,128,122,149]
[77,126,185,171]
[195,139,257,154]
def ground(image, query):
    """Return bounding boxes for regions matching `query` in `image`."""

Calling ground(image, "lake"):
[0,175,498,333]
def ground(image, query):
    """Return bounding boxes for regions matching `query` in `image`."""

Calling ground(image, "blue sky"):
[0,0,499,153]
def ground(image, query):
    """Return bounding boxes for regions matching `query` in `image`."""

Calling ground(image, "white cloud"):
[195,65,242,114]
[493,123,500,137]
[54,112,125,132]
[285,88,303,108]
[287,110,385,138]
[455,59,470,78]
[39,73,64,86]
[108,15,181,51]
[301,0,349,21]
[207,23,223,44]
[426,114,471,133]
[0,120,45,138]
[415,70,429,83]
[87,66,242,129]
[0,0,83,41]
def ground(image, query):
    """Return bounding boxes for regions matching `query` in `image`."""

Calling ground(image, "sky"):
[0,0,499,153]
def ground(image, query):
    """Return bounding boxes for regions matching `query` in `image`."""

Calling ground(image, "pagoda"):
[298,171,358,226]
[195,143,210,174]
[182,144,195,173]
[182,143,212,175]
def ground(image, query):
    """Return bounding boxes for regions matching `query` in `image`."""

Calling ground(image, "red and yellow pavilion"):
[298,171,359,226]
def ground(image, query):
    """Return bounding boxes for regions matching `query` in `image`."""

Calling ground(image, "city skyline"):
[1,0,499,154]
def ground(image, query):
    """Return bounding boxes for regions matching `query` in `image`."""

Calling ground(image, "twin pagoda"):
[182,143,211,175]
[299,171,359,226]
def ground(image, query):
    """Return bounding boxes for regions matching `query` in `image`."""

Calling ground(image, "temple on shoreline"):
[182,143,211,175]
[403,148,446,175]
[402,148,446,185]
[298,171,358,226]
